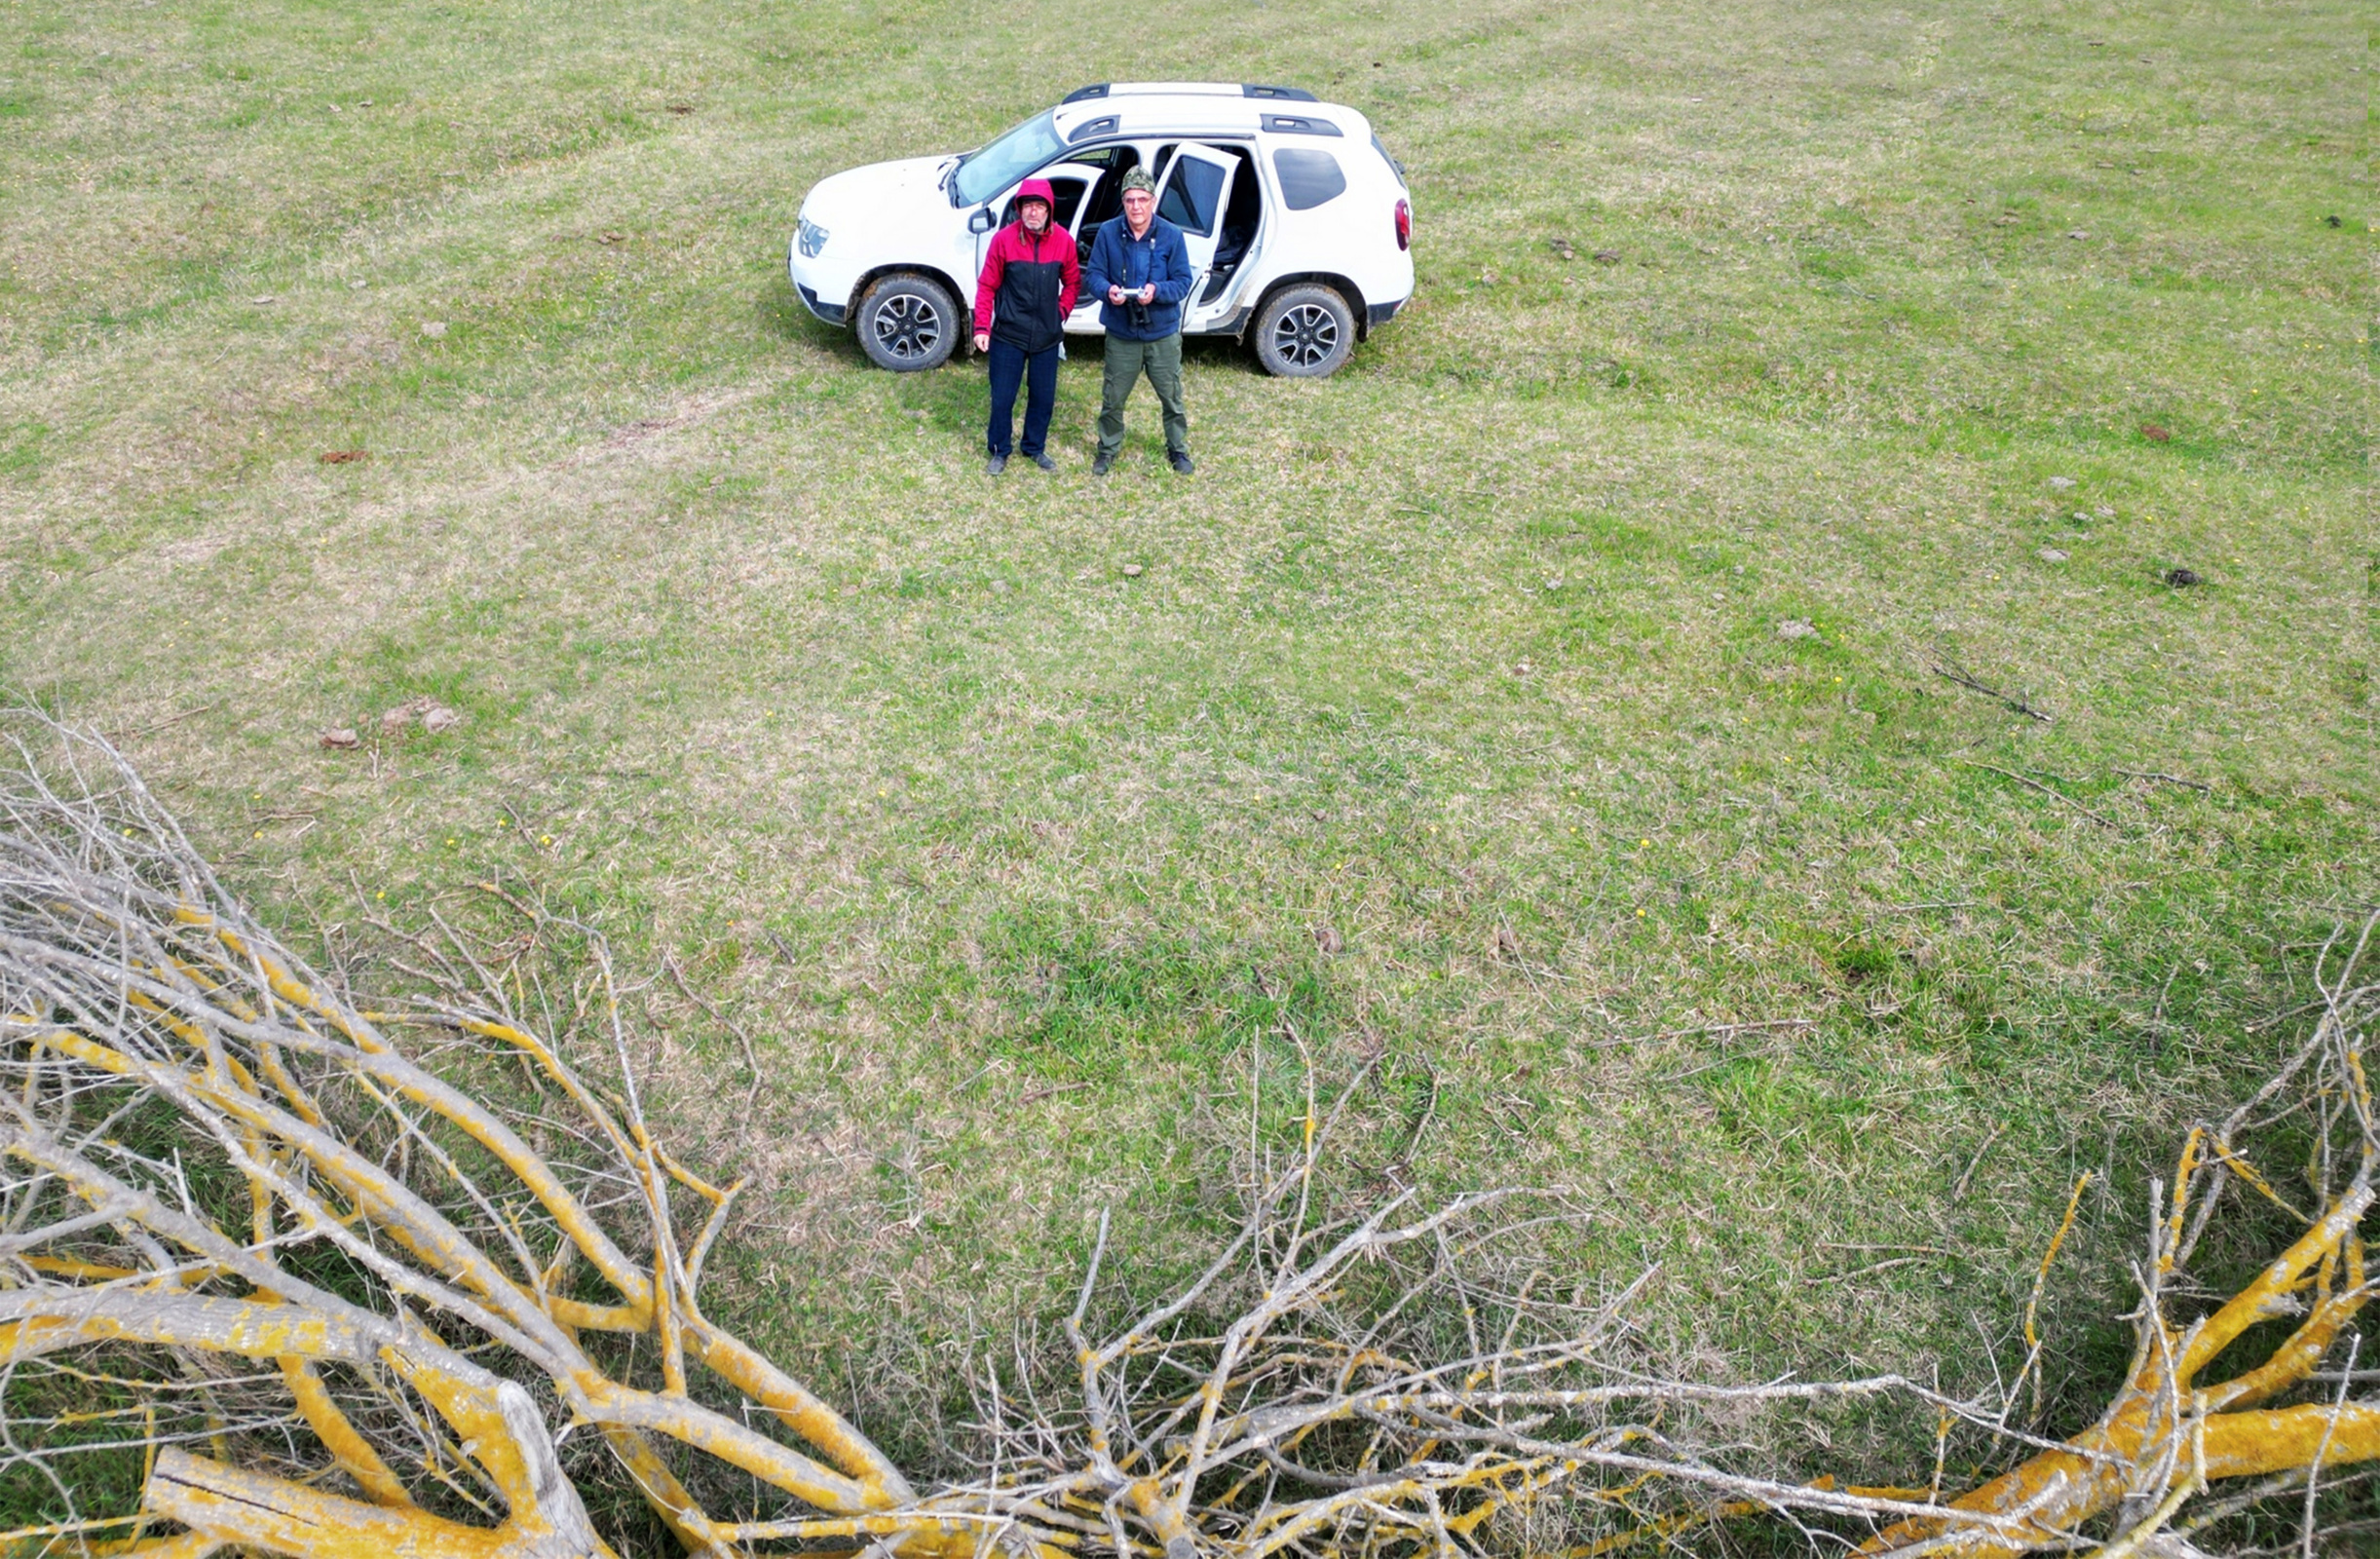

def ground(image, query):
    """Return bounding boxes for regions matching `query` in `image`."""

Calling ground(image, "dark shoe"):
[1031,453,1056,472]
[1168,451,1194,475]
[1090,453,1114,476]
[985,454,1007,475]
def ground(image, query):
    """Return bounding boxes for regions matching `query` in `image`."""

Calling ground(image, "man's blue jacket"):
[1083,213,1194,341]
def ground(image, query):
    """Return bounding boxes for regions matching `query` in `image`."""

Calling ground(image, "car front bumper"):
[787,246,857,325]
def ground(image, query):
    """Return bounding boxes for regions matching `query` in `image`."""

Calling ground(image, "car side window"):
[1070,146,1143,235]
[1001,176,1086,231]
[1272,148,1346,210]
[1157,155,1226,237]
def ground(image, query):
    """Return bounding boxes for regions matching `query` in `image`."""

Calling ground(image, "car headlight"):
[797,217,829,258]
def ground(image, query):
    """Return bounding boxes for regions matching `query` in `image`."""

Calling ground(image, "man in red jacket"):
[971,177,1080,474]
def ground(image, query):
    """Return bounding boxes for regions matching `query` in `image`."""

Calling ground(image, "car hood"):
[800,153,962,229]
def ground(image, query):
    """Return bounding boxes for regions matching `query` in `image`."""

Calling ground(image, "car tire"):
[856,273,959,371]
[1253,284,1355,378]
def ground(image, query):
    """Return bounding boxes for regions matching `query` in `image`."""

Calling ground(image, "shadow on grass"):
[760,269,1271,381]
[757,273,861,361]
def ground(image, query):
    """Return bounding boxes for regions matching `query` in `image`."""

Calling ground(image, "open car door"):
[976,166,1098,295]
[1153,144,1238,330]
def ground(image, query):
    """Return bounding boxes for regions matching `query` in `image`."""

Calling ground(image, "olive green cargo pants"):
[1096,332,1189,461]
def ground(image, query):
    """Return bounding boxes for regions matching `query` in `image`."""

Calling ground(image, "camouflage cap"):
[1120,167,1157,195]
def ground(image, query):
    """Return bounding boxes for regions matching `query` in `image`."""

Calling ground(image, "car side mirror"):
[967,207,997,235]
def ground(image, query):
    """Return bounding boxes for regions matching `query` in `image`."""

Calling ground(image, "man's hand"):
[1108,284,1128,305]
[1136,283,1155,304]
[973,331,990,353]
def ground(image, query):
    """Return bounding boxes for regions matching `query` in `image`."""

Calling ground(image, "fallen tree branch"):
[1,710,2372,1559]
[1933,662,2054,723]
[1958,761,2117,828]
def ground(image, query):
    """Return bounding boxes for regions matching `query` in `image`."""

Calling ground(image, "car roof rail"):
[1061,84,1111,103]
[1242,83,1317,101]
[1260,113,1342,137]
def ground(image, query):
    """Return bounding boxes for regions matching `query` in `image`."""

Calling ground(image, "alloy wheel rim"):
[875,294,942,359]
[1271,304,1341,367]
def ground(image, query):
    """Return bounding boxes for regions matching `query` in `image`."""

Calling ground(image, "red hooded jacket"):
[972,177,1080,354]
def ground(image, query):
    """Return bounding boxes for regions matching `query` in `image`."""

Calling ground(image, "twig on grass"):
[2244,994,2360,1033]
[1606,1016,1818,1048]
[1809,1256,1928,1284]
[114,702,223,740]
[1959,761,2117,827]
[1018,1081,1089,1106]
[1665,1034,1802,1083]
[1933,662,2054,722]
[1497,910,1553,1007]
[2115,767,2211,791]
[664,949,765,1114]
[1952,1124,2006,1202]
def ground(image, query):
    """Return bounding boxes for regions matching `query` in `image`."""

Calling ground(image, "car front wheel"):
[1253,284,1355,378]
[856,273,958,371]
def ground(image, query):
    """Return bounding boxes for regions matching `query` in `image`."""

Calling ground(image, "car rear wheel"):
[1253,284,1355,378]
[856,273,958,371]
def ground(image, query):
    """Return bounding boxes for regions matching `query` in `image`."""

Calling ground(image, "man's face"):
[1121,188,1154,227]
[1020,199,1049,231]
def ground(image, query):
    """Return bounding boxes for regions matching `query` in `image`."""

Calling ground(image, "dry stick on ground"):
[0,712,2374,1559]
[1951,1124,2006,1204]
[1932,663,2055,723]
[2114,769,2212,793]
[660,949,764,1115]
[1957,761,2118,828]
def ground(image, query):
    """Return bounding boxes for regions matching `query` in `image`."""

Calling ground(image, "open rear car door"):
[1153,144,1238,329]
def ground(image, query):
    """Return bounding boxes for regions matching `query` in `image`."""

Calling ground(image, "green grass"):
[1,0,2369,1501]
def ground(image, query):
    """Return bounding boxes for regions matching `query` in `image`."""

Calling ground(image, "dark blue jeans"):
[986,337,1060,458]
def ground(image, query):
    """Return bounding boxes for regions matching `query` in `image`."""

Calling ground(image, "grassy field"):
[2,0,2369,1504]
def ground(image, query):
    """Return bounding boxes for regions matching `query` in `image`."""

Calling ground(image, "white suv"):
[789,83,1413,378]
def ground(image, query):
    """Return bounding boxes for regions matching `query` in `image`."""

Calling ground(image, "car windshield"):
[952,110,1067,206]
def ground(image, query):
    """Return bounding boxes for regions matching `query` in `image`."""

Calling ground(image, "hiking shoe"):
[1031,453,1056,472]
[1090,454,1114,476]
[1168,452,1194,475]
[985,454,1007,475]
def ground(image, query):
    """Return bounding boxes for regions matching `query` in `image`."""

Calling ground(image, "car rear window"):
[1272,148,1347,211]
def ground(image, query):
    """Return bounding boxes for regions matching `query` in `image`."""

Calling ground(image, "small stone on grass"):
[1776,618,1819,640]
[381,697,464,735]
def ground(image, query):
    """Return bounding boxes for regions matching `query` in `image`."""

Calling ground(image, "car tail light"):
[1394,198,1412,250]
